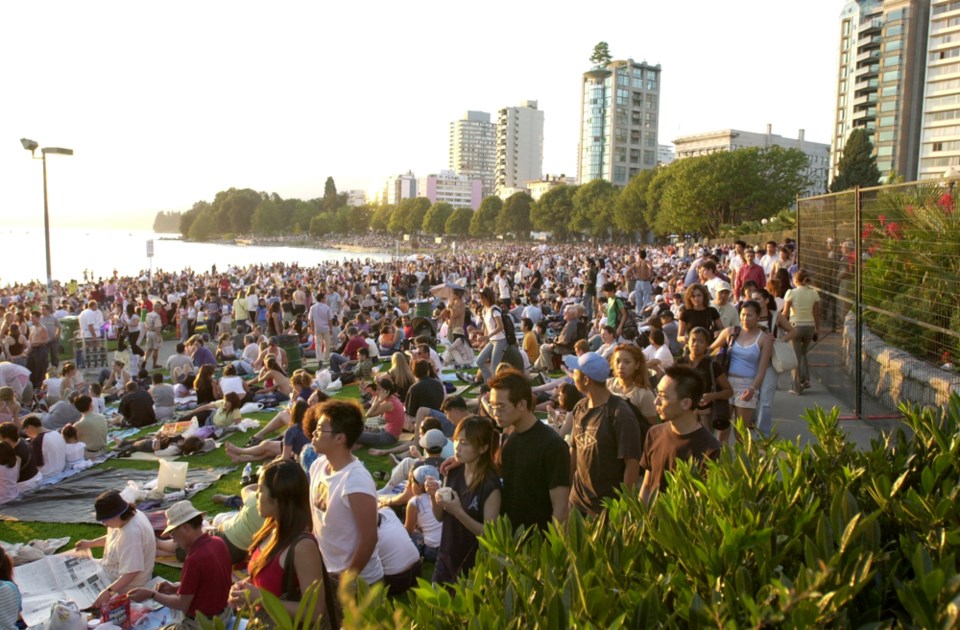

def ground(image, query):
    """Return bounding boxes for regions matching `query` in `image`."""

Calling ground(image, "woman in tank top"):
[709,300,772,443]
[750,288,796,437]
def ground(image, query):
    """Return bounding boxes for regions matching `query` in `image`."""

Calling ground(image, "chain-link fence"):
[797,181,960,413]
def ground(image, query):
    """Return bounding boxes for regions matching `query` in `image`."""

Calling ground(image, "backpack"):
[606,393,653,448]
[494,307,518,346]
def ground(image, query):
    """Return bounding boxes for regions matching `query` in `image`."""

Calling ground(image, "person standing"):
[39,304,62,368]
[26,311,50,389]
[564,352,643,516]
[783,270,821,395]
[488,369,570,530]
[474,287,507,383]
[308,399,383,590]
[638,365,722,506]
[734,249,766,301]
[142,305,163,370]
[308,292,333,364]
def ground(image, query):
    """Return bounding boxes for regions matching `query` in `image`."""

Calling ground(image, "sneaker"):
[789,389,801,395]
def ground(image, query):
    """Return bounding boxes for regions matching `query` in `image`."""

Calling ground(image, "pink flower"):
[939,193,954,212]
[861,223,875,240]
[878,214,887,226]
[868,246,877,256]
[885,221,903,240]
[906,205,915,217]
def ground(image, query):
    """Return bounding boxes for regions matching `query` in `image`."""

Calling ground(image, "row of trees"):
[162,146,815,242]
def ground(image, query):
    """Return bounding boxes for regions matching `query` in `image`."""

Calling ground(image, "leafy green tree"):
[222,188,263,234]
[310,213,333,237]
[470,196,502,237]
[251,198,284,235]
[590,41,612,67]
[614,169,655,236]
[445,207,473,236]
[322,177,339,211]
[388,201,411,234]
[370,205,394,232]
[830,128,881,192]
[423,202,454,235]
[179,201,209,236]
[496,192,534,237]
[572,179,616,239]
[346,205,374,234]
[531,185,577,239]
[404,198,432,234]
[646,147,809,238]
[188,210,216,241]
[290,201,319,233]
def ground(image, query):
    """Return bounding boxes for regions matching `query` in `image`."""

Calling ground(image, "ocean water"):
[0,228,393,286]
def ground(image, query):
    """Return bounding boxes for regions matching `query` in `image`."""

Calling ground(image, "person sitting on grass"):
[226,400,311,464]
[129,500,233,625]
[113,381,157,428]
[243,371,325,447]
[251,356,292,408]
[377,426,449,503]
[401,394,470,445]
[375,505,422,597]
[115,433,215,458]
[150,373,177,422]
[61,424,87,465]
[355,377,405,449]
[185,391,244,429]
[216,333,238,363]
[22,415,67,477]
[400,464,443,561]
[403,359,445,432]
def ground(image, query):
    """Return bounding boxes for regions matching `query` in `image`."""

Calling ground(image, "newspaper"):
[18,549,110,628]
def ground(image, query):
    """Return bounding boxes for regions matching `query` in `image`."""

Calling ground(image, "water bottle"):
[242,462,253,485]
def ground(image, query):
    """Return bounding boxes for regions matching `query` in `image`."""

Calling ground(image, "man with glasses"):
[308,399,383,590]
[488,369,570,530]
[639,365,721,506]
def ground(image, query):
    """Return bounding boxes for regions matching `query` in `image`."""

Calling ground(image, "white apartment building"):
[918,0,960,179]
[449,111,496,197]
[525,174,576,201]
[383,172,417,206]
[657,144,675,165]
[346,190,367,207]
[673,126,831,197]
[577,58,661,186]
[495,100,544,196]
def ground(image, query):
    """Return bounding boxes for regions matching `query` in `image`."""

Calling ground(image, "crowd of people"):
[0,234,830,627]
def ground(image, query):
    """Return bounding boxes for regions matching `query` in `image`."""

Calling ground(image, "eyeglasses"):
[313,426,340,437]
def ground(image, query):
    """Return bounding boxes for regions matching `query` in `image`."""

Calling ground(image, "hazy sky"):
[2,1,841,229]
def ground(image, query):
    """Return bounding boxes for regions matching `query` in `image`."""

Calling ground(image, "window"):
[614,166,627,183]
[880,115,896,126]
[931,48,960,61]
[877,146,893,156]
[878,130,895,141]
[882,86,897,97]
[643,150,656,165]
[882,70,901,82]
[883,55,900,67]
[880,100,897,112]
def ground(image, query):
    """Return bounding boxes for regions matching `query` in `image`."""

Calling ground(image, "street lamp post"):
[20,138,73,306]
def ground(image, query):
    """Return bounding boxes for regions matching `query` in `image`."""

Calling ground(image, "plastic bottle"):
[242,462,253,485]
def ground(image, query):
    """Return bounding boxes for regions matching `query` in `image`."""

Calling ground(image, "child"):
[41,366,63,405]
[0,387,20,427]
[90,382,106,415]
[402,464,442,561]
[61,424,87,465]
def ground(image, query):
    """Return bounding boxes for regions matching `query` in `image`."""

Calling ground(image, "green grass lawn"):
[0,382,398,583]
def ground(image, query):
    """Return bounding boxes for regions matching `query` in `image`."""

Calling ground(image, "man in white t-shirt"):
[642,329,675,377]
[22,415,67,476]
[78,300,104,347]
[308,399,383,588]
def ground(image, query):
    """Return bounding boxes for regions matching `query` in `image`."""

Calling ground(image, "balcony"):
[855,63,880,78]
[856,49,881,63]
[855,77,879,90]
[853,94,873,107]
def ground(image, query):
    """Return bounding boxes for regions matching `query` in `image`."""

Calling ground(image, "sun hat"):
[563,352,610,382]
[162,500,204,536]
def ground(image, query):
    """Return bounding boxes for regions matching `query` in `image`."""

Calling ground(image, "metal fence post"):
[854,186,863,418]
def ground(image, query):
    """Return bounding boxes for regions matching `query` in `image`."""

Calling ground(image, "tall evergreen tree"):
[830,128,881,192]
[322,177,339,211]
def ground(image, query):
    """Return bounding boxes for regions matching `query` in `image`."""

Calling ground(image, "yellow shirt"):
[785,286,820,326]
[522,330,540,364]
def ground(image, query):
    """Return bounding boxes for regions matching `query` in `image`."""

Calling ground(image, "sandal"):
[245,436,262,447]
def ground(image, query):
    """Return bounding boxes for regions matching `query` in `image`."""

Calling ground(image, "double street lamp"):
[20,138,73,306]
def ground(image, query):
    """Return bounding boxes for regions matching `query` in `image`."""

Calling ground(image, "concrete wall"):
[842,315,960,410]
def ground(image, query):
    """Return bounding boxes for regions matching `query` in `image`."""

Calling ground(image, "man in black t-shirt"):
[488,370,570,530]
[404,359,445,430]
[565,353,643,515]
[639,365,722,506]
[117,381,157,428]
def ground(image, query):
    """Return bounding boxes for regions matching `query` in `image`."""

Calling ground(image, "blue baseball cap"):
[412,464,440,486]
[563,352,610,382]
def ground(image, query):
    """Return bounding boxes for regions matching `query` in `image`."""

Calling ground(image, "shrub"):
[214,398,960,628]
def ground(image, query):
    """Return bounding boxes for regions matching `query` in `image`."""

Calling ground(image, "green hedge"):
[212,398,960,628]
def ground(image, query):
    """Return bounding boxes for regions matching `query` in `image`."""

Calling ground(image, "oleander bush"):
[217,397,960,628]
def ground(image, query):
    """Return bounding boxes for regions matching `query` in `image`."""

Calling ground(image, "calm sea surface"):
[0,228,393,286]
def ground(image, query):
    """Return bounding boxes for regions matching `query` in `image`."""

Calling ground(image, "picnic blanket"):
[0,466,234,524]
